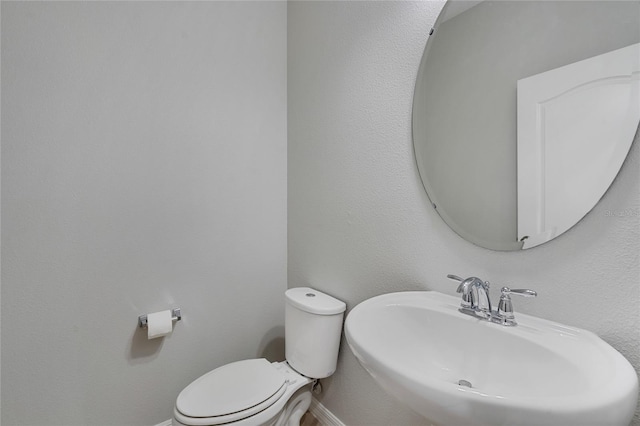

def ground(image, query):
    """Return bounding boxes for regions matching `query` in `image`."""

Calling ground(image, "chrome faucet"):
[447,274,536,326]
[495,286,537,326]
[447,275,492,319]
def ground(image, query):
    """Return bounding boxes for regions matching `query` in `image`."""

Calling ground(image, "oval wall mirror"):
[413,0,640,250]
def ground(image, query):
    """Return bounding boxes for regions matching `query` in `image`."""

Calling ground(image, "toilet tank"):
[285,287,346,379]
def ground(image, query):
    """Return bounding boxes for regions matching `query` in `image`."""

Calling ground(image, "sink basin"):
[345,291,638,426]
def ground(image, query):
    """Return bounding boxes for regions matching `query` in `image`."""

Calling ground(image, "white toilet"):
[173,287,346,426]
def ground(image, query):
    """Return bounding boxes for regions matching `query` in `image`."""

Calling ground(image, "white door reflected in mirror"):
[517,43,639,249]
[412,0,640,251]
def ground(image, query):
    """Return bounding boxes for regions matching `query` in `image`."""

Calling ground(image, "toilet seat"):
[174,359,289,426]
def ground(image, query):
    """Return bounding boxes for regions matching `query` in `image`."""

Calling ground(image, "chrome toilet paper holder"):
[138,308,181,328]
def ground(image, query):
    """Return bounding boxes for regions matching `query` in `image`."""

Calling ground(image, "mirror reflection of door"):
[412,0,640,250]
[517,43,640,249]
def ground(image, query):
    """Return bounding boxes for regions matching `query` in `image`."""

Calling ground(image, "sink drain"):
[458,379,473,388]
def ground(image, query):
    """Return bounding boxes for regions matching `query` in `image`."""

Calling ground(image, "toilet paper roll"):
[146,310,173,339]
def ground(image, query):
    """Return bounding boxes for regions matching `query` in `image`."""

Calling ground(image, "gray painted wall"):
[288,1,640,425]
[1,2,287,425]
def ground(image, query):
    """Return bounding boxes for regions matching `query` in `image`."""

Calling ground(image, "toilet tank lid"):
[286,287,346,315]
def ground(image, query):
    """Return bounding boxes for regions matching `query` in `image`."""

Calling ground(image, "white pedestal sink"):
[345,291,638,426]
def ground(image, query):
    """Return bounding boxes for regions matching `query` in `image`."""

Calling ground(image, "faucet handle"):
[501,287,537,298]
[447,275,490,291]
[496,286,537,326]
[446,274,468,295]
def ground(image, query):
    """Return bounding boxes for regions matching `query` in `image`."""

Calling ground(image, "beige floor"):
[300,410,321,426]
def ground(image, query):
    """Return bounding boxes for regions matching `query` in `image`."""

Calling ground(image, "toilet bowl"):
[173,288,346,426]
[173,359,312,426]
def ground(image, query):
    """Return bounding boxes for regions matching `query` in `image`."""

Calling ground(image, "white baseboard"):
[155,398,344,426]
[309,398,345,426]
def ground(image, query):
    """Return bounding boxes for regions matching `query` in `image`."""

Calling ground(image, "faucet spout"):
[455,276,481,309]
[473,280,492,319]
[447,275,492,319]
